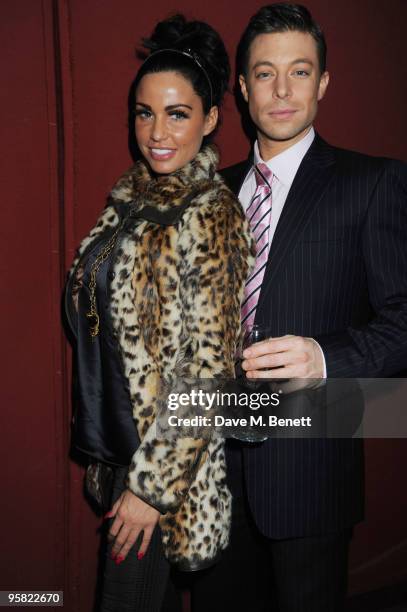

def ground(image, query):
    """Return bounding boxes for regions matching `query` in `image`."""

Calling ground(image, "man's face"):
[239,30,329,150]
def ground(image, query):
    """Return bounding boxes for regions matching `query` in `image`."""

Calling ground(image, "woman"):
[65,14,254,612]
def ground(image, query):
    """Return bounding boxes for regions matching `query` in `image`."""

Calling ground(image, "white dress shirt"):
[239,126,315,240]
[238,126,327,377]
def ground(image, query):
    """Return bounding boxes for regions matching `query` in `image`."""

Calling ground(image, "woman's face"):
[135,71,218,175]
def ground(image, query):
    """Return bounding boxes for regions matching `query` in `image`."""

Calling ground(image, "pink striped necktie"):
[241,163,274,329]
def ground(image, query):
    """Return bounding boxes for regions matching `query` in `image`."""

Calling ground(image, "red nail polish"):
[104,512,112,519]
[115,555,124,565]
[110,552,116,561]
[137,552,144,560]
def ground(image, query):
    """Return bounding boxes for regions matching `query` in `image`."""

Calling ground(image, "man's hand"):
[105,489,160,564]
[242,334,325,379]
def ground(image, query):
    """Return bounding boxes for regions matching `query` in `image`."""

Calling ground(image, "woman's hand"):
[105,489,160,564]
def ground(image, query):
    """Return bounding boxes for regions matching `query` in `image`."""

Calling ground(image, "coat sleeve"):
[316,159,407,376]
[125,190,255,513]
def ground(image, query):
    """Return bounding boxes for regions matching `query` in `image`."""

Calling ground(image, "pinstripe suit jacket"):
[221,134,407,538]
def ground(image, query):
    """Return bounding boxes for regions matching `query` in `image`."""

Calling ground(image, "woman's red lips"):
[148,147,177,161]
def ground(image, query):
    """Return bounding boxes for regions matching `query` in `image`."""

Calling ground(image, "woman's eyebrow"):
[166,104,193,111]
[135,102,193,111]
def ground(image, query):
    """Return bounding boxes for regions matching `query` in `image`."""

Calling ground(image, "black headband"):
[140,48,214,108]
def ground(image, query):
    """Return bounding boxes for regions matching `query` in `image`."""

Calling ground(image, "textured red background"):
[1,1,406,610]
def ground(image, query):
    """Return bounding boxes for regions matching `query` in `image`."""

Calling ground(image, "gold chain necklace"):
[86,225,122,338]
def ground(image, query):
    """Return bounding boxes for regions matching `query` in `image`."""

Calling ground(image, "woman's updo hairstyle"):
[132,14,230,115]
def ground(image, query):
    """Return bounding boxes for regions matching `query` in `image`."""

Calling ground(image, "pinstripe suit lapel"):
[255,135,337,317]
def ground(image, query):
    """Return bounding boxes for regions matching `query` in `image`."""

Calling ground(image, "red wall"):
[1,1,406,610]
[0,0,67,597]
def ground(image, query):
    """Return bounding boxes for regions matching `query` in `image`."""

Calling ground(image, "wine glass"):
[242,324,272,355]
[231,323,272,443]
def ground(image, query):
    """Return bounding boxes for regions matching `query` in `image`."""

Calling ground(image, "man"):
[191,4,407,611]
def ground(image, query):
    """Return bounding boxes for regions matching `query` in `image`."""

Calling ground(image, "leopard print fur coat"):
[67,145,255,570]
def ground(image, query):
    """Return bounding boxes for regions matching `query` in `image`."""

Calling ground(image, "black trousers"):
[99,466,183,612]
[191,446,351,612]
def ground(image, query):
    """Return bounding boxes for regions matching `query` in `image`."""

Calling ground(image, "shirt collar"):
[244,127,315,188]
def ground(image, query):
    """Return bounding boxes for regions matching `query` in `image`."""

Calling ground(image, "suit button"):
[108,271,115,280]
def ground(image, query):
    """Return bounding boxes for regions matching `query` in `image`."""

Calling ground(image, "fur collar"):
[109,144,219,213]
